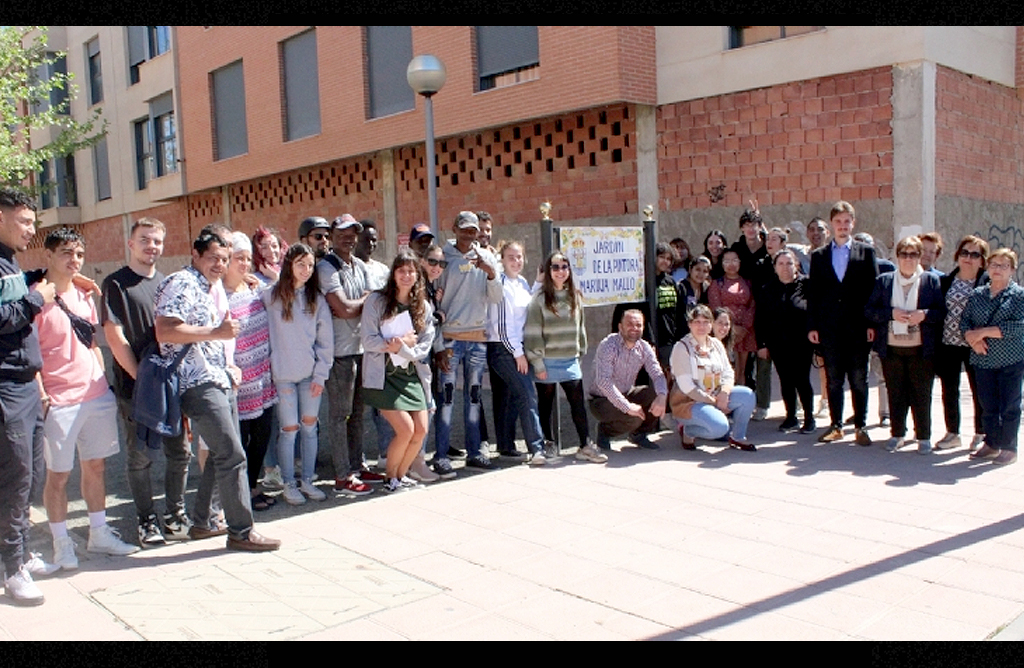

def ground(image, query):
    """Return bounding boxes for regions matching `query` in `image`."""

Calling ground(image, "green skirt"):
[364,359,427,411]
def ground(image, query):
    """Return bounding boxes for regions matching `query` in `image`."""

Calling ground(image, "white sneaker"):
[529,450,547,466]
[576,442,609,464]
[4,566,44,606]
[262,466,284,491]
[88,525,141,556]
[934,433,961,451]
[299,479,326,502]
[24,552,59,578]
[282,481,306,505]
[752,407,768,422]
[886,437,906,454]
[969,434,986,452]
[52,535,78,571]
[815,399,829,418]
[400,475,420,489]
[408,456,440,483]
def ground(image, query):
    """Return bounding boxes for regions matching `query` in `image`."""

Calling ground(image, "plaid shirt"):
[960,281,1024,369]
[591,333,667,414]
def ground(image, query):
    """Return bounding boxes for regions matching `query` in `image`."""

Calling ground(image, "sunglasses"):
[958,249,983,260]
[424,258,448,268]
[308,232,329,241]
[550,263,570,272]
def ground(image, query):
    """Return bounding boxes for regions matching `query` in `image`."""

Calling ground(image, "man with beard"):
[587,310,668,451]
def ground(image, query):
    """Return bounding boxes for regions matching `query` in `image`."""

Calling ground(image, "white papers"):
[380,310,414,368]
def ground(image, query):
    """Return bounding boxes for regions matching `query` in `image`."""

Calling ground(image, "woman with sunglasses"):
[865,236,944,455]
[933,236,989,452]
[962,248,1024,466]
[525,252,604,463]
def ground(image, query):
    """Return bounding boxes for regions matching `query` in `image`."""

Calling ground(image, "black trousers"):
[820,337,871,430]
[0,381,44,574]
[239,409,274,492]
[588,386,659,439]
[881,346,935,440]
[770,343,814,421]
[536,379,590,448]
[935,343,983,436]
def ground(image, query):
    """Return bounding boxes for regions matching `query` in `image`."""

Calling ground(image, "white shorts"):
[44,390,120,473]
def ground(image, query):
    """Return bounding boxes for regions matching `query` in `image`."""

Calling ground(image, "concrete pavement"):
[3,376,1024,641]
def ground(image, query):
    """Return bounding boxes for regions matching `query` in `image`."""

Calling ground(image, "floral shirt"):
[228,286,277,420]
[154,266,231,392]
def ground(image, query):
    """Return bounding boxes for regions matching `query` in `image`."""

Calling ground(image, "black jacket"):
[0,244,44,383]
[808,240,879,342]
[864,271,944,359]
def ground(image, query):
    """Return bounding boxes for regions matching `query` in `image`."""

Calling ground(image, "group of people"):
[650,200,1024,469]
[1,182,1021,608]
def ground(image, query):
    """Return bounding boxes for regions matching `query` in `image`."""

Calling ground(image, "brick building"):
[29,26,1024,293]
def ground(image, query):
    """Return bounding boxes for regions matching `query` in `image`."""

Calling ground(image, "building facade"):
[28,26,1024,285]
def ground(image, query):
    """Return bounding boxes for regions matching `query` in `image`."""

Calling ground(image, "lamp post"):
[407,55,447,239]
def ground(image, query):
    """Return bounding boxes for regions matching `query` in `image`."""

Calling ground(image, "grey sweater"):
[261,286,334,386]
[360,291,435,408]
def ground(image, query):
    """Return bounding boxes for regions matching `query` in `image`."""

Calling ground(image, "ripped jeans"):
[434,339,486,460]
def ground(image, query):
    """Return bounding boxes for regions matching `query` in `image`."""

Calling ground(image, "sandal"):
[251,492,276,511]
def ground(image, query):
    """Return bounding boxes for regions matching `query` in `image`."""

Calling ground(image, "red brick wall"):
[935,65,1024,204]
[657,67,894,210]
[176,26,655,193]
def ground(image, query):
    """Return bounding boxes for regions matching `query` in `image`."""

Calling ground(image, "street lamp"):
[407,55,447,238]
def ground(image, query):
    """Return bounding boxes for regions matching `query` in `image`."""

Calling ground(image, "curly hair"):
[380,250,428,333]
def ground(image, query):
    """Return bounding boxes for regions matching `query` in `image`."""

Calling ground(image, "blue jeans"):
[275,378,323,483]
[679,385,755,441]
[975,361,1024,453]
[435,340,486,459]
[487,342,545,454]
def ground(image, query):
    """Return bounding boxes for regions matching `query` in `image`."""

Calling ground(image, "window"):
[38,155,77,209]
[32,54,69,114]
[211,60,248,160]
[476,26,539,91]
[134,118,151,190]
[728,26,823,49]
[365,26,414,119]
[127,26,171,85]
[86,39,102,106]
[133,94,178,190]
[280,29,321,141]
[93,137,111,201]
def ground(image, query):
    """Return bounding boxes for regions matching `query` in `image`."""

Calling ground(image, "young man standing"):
[0,188,55,605]
[35,228,139,570]
[102,218,193,546]
[320,214,381,495]
[432,211,503,478]
[298,216,332,260]
[154,231,280,552]
[808,201,879,446]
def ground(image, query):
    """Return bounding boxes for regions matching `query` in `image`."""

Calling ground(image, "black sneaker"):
[466,455,495,470]
[628,433,660,450]
[432,458,457,479]
[779,417,800,433]
[447,447,467,460]
[138,514,166,548]
[799,419,817,434]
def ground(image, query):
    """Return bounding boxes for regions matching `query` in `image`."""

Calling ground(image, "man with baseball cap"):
[298,216,331,259]
[408,223,435,258]
[319,214,382,495]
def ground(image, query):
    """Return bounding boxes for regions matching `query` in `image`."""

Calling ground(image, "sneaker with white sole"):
[815,399,829,418]
[23,552,59,578]
[52,535,78,571]
[529,450,547,466]
[88,525,141,556]
[163,511,193,541]
[576,441,609,464]
[969,434,986,452]
[917,439,933,455]
[934,433,961,451]
[382,478,403,493]
[752,407,768,422]
[4,566,44,606]
[299,479,326,502]
[400,475,420,489]
[138,514,166,548]
[886,437,906,453]
[432,458,457,480]
[261,466,284,491]
[282,480,306,505]
[408,456,440,483]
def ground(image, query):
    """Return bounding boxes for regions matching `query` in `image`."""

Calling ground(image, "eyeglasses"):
[424,258,448,268]
[989,262,1013,271]
[550,263,570,272]
[897,252,921,259]
[958,249,983,260]
[308,232,329,241]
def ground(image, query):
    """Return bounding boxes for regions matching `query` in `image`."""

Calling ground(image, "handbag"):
[53,294,95,348]
[132,342,192,437]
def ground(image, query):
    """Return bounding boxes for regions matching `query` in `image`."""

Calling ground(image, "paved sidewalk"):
[3,378,1023,640]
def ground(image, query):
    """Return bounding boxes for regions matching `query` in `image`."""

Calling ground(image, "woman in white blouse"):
[670,304,756,451]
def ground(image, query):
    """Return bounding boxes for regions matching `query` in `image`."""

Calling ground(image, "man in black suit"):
[808,201,880,445]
